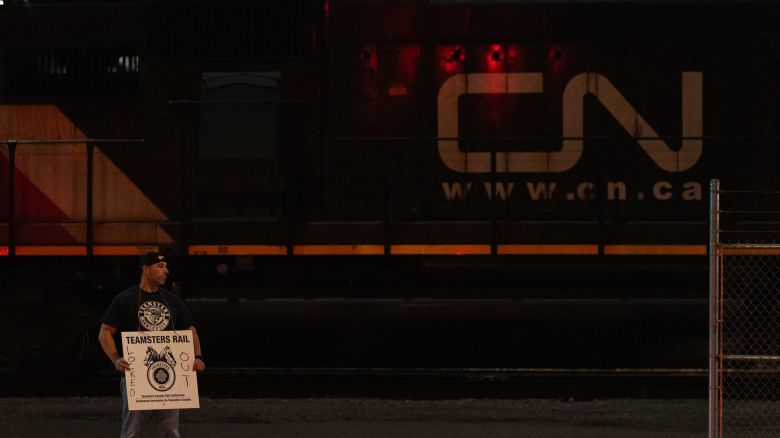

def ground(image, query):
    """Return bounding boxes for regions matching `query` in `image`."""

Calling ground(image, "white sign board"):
[121,330,200,411]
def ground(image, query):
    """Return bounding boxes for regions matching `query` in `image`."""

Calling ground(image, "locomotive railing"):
[1,132,722,258]
[10,131,768,261]
[709,180,780,438]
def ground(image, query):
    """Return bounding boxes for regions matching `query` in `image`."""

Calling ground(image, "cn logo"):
[437,72,703,173]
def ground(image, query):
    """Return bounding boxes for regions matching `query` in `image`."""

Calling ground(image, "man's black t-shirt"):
[101,285,194,357]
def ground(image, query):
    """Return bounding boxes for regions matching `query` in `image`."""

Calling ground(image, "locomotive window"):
[4,47,139,97]
[196,72,283,219]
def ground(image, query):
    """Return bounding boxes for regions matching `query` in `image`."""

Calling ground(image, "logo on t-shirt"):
[138,301,171,331]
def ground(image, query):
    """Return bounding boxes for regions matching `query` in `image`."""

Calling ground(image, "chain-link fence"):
[710,180,780,438]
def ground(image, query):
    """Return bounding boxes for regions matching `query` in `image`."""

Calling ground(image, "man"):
[98,252,205,438]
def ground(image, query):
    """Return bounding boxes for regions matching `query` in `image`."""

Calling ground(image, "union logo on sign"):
[144,345,177,392]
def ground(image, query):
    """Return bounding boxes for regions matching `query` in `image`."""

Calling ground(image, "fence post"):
[709,178,721,438]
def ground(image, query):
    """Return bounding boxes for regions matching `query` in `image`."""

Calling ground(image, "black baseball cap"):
[140,252,166,267]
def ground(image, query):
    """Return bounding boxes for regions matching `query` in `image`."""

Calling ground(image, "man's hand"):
[193,358,206,372]
[114,357,132,372]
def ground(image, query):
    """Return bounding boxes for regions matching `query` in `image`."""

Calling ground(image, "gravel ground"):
[0,397,708,437]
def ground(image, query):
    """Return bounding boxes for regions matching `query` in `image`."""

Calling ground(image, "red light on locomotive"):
[361,46,377,71]
[486,44,504,72]
[439,45,464,74]
[506,46,521,62]
[489,44,503,63]
[445,46,464,63]
[548,45,566,72]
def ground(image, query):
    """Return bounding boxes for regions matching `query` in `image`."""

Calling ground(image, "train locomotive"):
[1,0,779,381]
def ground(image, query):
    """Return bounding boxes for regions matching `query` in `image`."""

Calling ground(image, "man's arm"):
[188,325,206,372]
[98,323,131,372]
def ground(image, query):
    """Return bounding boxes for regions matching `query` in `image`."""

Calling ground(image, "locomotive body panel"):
[0,0,777,375]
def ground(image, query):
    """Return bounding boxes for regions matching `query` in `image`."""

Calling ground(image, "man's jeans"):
[120,377,180,438]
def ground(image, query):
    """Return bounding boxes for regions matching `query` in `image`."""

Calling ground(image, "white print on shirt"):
[138,301,171,331]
